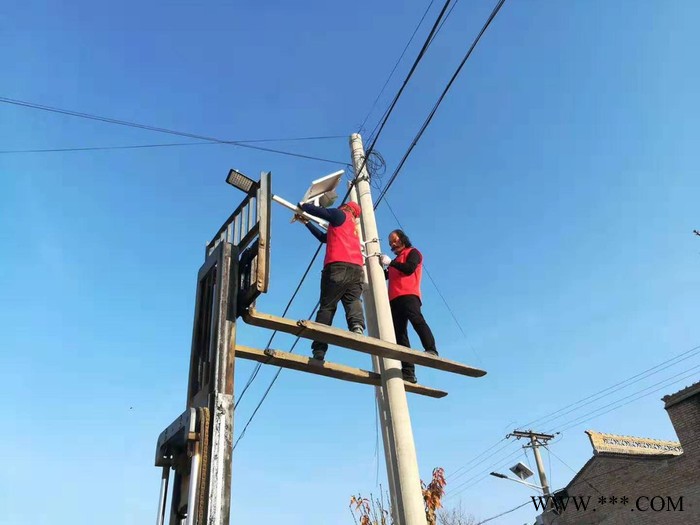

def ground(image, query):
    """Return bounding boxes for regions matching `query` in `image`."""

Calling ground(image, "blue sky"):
[2,1,699,524]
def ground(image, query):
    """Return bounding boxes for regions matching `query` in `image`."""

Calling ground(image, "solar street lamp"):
[490,462,544,490]
[225,168,345,230]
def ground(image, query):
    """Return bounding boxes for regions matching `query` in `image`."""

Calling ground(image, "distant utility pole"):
[350,133,427,525]
[507,430,555,497]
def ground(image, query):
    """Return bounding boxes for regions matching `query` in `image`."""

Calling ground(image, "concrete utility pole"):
[350,133,427,525]
[350,183,400,524]
[508,430,555,497]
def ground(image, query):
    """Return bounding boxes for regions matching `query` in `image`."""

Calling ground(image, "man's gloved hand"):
[294,213,309,225]
[380,254,392,266]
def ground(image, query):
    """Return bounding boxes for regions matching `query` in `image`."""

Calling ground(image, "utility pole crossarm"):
[234,344,447,398]
[242,307,486,378]
[508,430,556,441]
[507,429,556,498]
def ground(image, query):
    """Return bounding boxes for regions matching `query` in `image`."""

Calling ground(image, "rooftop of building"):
[585,430,682,456]
[663,380,700,409]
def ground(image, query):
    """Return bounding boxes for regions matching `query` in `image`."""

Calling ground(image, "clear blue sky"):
[2,1,699,524]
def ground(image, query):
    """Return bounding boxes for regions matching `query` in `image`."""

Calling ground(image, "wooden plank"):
[241,308,487,378]
[234,345,448,399]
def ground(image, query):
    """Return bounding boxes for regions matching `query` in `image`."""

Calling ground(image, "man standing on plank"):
[298,201,366,361]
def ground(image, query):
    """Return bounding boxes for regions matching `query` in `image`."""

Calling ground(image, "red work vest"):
[324,210,363,267]
[388,247,422,301]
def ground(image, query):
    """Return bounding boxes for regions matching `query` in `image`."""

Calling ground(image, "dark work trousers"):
[390,294,437,377]
[312,262,365,354]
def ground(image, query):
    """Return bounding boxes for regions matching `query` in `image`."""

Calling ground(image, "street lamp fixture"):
[226,168,256,194]
[510,461,534,480]
[490,464,545,491]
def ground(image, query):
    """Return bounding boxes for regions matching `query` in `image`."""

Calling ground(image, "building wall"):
[666,394,700,456]
[551,389,699,525]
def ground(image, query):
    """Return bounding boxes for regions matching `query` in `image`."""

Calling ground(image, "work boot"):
[351,324,364,335]
[426,349,439,357]
[402,372,418,384]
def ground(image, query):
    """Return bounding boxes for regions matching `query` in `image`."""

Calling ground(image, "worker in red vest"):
[380,229,438,383]
[298,201,366,361]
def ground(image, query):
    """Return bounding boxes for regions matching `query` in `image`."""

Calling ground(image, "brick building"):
[543,381,700,525]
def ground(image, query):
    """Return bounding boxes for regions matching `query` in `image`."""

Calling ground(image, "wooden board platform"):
[242,308,486,378]
[234,345,447,398]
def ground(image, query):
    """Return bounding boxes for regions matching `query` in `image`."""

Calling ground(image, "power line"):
[365,0,456,148]
[233,305,320,450]
[0,96,347,165]
[234,244,324,410]
[448,440,515,484]
[474,500,531,525]
[214,135,346,143]
[366,0,462,146]
[576,433,700,485]
[375,0,507,207]
[233,0,493,449]
[383,197,482,365]
[232,1,457,441]
[358,0,436,134]
[431,0,460,42]
[523,448,532,469]
[473,434,700,525]
[519,344,700,430]
[544,445,602,496]
[554,364,700,433]
[443,343,700,498]
[462,365,700,495]
[447,438,508,481]
[460,352,700,478]
[446,445,523,498]
[0,141,216,154]
[546,446,553,494]
[545,355,700,431]
[0,135,347,154]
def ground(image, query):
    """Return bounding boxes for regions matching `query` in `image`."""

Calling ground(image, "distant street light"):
[490,462,545,491]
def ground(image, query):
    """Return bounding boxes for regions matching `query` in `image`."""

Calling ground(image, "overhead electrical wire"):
[382,196,482,365]
[429,0,461,46]
[0,96,347,164]
[232,0,460,442]
[445,446,524,499]
[375,0,507,207]
[474,500,531,525]
[358,0,437,134]
[448,440,516,484]
[364,0,456,151]
[0,135,348,155]
[471,440,700,525]
[518,343,700,430]
[235,0,508,450]
[545,445,603,496]
[442,343,700,498]
[445,363,699,500]
[553,364,700,433]
[447,438,508,481]
[233,249,325,410]
[0,141,217,154]
[450,344,700,470]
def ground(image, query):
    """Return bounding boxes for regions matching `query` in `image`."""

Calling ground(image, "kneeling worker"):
[380,229,438,383]
[298,201,366,361]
